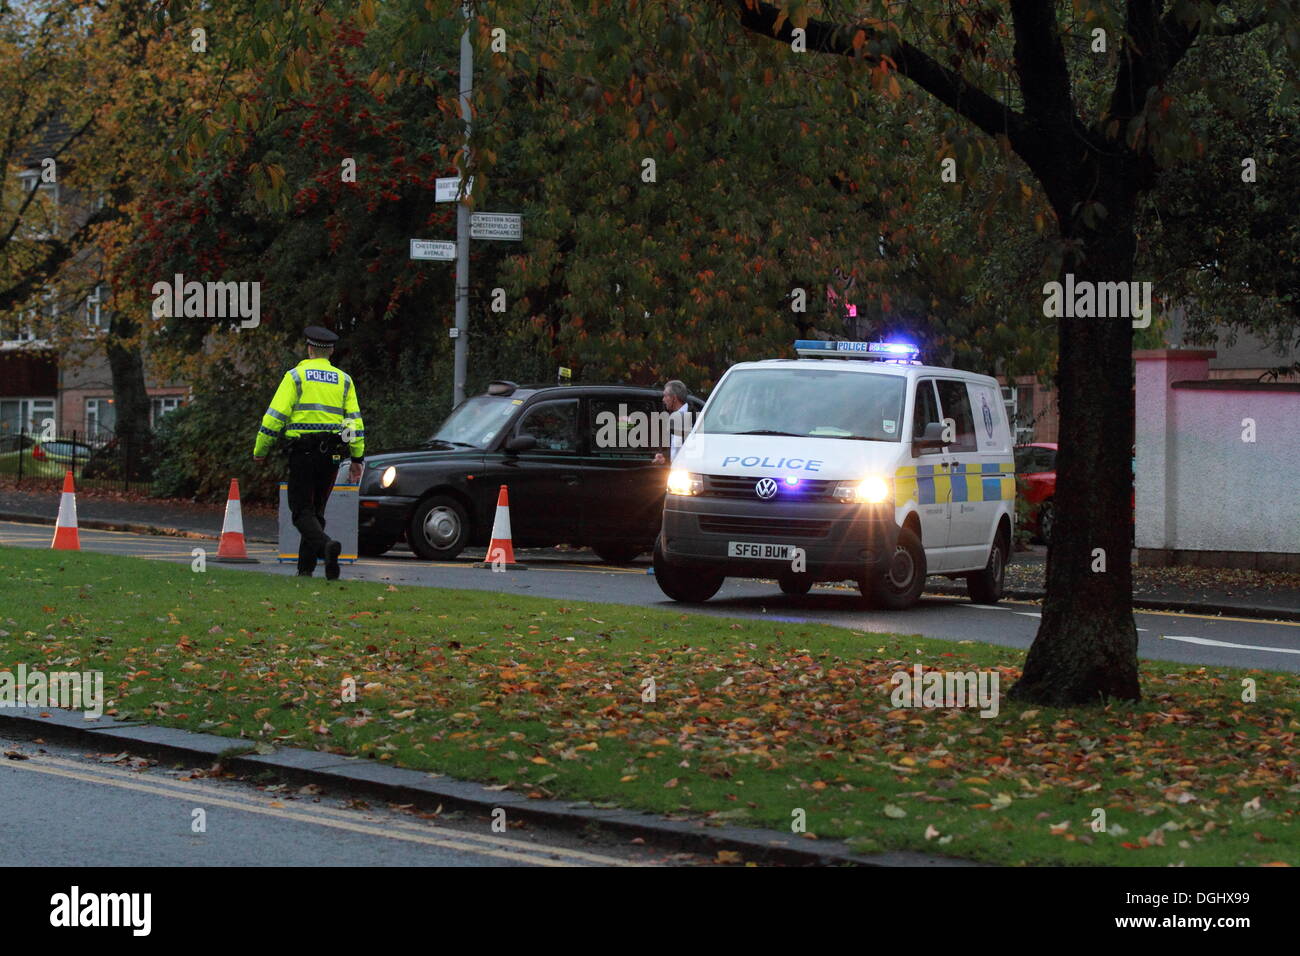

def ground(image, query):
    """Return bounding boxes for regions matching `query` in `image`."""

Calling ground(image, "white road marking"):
[1162,635,1300,656]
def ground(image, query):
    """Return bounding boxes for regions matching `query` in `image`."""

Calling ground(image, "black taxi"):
[357,382,703,562]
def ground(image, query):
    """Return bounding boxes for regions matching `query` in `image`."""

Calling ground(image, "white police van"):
[654,340,1015,609]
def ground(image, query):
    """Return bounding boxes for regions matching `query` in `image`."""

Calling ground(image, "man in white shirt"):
[653,380,691,464]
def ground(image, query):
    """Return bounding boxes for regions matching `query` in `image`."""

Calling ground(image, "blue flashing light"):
[784,476,800,486]
[793,339,921,362]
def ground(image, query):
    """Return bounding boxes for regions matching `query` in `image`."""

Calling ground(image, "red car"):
[1014,443,1057,543]
[1014,442,1135,545]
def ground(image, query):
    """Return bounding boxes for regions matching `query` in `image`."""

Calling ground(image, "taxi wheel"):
[408,496,469,561]
[966,532,1007,605]
[653,536,722,603]
[778,573,814,596]
[592,541,642,564]
[862,527,926,610]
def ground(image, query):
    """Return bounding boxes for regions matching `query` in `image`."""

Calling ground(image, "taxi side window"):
[516,399,579,453]
[935,380,978,453]
[912,379,942,455]
[588,398,660,459]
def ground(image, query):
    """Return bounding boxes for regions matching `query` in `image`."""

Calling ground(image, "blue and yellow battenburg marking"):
[894,462,1014,506]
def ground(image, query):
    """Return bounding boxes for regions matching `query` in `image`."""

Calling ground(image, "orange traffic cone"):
[51,470,80,551]
[213,478,258,563]
[474,485,527,569]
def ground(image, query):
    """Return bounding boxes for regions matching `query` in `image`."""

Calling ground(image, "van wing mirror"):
[913,421,947,450]
[505,433,537,454]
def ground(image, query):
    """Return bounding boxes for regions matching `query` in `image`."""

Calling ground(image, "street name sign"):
[410,239,456,261]
[470,212,522,241]
[435,176,474,203]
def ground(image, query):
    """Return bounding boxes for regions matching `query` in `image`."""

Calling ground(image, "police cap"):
[305,326,338,348]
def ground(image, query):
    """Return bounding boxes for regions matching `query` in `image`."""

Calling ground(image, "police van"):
[654,340,1015,609]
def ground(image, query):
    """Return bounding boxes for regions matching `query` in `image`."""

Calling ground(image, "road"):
[0,734,694,867]
[2,519,1298,672]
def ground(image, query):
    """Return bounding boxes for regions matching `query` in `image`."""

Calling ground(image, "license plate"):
[728,541,795,560]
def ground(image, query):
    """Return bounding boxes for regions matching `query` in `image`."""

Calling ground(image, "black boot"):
[324,540,342,580]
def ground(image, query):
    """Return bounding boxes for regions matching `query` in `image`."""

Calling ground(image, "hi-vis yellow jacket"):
[253,358,365,460]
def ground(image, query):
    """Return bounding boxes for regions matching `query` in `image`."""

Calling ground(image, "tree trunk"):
[1009,161,1141,705]
[105,315,153,482]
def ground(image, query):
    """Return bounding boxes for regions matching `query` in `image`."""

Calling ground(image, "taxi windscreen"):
[699,367,905,442]
[432,395,519,448]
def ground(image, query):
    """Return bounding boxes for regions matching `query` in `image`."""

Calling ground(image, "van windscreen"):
[699,368,905,442]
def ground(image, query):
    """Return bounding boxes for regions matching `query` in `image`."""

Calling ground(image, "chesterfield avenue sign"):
[409,239,456,260]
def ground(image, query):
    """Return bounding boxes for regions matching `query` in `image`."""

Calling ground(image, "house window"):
[1002,384,1039,443]
[0,398,56,437]
[86,397,116,438]
[17,171,58,239]
[150,396,182,425]
[85,284,105,330]
[2,308,37,343]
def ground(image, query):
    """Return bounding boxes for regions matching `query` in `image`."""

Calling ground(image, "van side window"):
[935,380,978,453]
[912,379,942,454]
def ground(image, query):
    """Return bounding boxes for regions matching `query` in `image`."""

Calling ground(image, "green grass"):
[1,544,1296,866]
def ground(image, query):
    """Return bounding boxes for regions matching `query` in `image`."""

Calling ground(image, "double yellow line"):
[3,753,644,867]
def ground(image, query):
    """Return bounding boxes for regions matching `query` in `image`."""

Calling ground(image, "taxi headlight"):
[380,465,397,489]
[833,475,891,504]
[667,469,703,496]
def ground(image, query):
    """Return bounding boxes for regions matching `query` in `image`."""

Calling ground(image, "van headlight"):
[833,475,891,504]
[667,470,703,496]
[380,465,397,489]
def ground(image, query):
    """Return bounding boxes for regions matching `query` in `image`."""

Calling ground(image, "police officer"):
[252,326,365,579]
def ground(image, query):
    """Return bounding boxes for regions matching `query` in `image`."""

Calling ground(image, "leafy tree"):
[1139,32,1300,373]
[678,0,1300,704]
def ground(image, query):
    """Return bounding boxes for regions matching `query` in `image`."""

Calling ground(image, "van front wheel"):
[862,527,926,610]
[653,537,723,603]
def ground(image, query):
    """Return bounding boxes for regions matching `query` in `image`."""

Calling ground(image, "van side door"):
[904,378,953,568]
[935,378,995,568]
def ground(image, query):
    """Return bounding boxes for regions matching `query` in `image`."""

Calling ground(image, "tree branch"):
[1206,7,1269,37]
[719,0,1035,152]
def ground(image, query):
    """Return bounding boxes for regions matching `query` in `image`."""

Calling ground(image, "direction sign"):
[409,239,456,261]
[435,176,474,203]
[470,212,522,241]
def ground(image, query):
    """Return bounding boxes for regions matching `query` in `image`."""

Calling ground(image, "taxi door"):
[499,398,583,545]
[903,378,954,569]
[576,395,666,544]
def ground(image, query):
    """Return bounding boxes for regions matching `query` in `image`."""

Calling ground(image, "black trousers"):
[287,439,341,572]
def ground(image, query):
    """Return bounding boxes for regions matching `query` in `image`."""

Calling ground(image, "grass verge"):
[1,545,1296,865]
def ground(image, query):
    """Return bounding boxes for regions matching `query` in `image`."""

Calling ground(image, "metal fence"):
[0,425,155,493]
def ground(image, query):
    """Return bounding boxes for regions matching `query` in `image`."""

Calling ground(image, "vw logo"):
[755,478,778,500]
